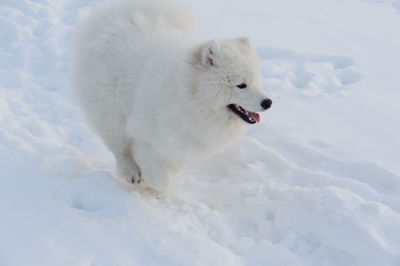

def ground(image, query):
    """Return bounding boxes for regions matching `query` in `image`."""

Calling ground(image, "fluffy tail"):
[107,0,197,33]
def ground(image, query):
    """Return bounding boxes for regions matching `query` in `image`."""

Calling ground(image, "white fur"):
[72,0,270,190]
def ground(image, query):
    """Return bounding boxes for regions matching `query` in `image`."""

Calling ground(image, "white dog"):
[72,0,272,190]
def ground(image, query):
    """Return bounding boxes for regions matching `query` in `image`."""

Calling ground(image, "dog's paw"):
[116,159,142,185]
[128,169,142,184]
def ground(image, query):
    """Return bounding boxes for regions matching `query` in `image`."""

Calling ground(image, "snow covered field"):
[1,0,400,265]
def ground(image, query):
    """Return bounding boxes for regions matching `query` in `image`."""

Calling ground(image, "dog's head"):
[192,38,271,124]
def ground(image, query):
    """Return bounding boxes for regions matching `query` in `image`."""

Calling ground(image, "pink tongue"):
[251,112,260,123]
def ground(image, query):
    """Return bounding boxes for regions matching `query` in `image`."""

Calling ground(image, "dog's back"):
[72,0,195,145]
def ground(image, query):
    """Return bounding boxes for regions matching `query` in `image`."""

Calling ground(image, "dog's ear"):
[201,40,220,67]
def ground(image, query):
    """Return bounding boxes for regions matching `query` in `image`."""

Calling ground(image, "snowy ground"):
[1,0,400,265]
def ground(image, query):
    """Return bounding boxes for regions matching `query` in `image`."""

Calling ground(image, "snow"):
[1,0,400,265]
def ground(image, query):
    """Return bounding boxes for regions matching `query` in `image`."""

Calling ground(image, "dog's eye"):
[236,83,247,89]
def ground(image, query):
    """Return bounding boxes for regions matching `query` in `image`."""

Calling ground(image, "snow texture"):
[1,0,400,265]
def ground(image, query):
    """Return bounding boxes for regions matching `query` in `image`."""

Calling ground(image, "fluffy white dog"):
[72,0,272,190]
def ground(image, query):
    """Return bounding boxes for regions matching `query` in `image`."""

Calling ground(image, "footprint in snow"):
[257,46,363,97]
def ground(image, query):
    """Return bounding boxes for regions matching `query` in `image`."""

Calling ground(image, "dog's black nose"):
[261,99,272,110]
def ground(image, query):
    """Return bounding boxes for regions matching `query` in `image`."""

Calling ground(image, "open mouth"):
[228,104,260,124]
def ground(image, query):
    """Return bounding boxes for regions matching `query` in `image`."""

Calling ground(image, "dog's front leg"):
[131,141,177,191]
